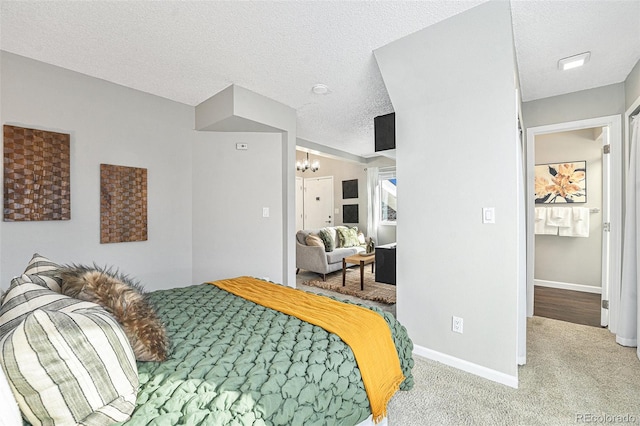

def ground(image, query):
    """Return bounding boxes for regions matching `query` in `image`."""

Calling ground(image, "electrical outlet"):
[452,316,464,334]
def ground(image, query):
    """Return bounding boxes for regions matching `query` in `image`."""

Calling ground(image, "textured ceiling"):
[1,1,639,158]
[511,0,640,102]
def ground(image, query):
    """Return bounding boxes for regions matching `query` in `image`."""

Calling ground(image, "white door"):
[295,177,304,231]
[304,176,334,229]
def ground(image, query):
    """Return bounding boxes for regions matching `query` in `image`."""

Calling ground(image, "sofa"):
[296,226,367,280]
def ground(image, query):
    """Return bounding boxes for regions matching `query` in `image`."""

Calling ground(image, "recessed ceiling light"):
[558,52,591,71]
[311,84,329,95]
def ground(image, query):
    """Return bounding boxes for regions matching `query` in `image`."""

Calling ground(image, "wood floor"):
[534,286,601,327]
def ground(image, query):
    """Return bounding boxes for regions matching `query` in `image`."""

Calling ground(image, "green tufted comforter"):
[119,283,414,426]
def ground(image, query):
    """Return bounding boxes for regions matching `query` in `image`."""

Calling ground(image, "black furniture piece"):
[375,243,396,285]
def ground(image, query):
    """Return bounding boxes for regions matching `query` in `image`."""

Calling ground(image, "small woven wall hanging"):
[3,125,71,221]
[100,163,147,243]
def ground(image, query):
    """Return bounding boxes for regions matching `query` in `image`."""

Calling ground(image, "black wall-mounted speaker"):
[374,112,395,152]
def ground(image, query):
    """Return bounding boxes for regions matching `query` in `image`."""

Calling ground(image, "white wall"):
[192,132,283,283]
[375,1,519,383]
[522,83,625,129]
[534,128,603,288]
[625,59,640,110]
[295,153,367,230]
[194,84,297,286]
[0,52,194,290]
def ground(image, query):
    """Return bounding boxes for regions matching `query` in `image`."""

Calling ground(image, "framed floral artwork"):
[534,161,586,204]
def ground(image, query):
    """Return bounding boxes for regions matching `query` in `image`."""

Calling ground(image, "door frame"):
[525,115,622,326]
[295,176,304,232]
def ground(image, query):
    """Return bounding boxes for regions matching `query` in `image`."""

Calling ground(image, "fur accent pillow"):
[59,264,169,362]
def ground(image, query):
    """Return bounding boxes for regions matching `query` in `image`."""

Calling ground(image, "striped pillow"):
[0,276,138,425]
[0,276,98,337]
[23,253,63,292]
[0,361,21,426]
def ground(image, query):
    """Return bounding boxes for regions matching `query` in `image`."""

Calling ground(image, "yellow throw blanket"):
[207,276,404,423]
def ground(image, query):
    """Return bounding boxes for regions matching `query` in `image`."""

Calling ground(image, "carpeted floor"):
[302,267,396,304]
[387,316,640,425]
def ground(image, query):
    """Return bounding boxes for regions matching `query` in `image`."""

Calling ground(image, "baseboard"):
[413,344,518,389]
[534,279,601,294]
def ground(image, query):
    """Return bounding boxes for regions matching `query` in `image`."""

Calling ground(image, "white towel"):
[559,207,590,237]
[534,208,557,235]
[546,207,572,228]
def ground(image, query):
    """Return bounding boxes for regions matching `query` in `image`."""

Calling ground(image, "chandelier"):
[296,152,320,172]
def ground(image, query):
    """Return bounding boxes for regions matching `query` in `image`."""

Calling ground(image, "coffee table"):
[342,253,375,290]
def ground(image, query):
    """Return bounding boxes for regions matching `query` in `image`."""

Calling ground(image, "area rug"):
[302,268,396,304]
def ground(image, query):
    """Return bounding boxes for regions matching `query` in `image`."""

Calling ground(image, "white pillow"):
[0,275,138,425]
[22,253,63,292]
[0,363,22,426]
[0,275,97,336]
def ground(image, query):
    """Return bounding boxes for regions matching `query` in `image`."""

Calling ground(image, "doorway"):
[532,127,606,327]
[525,115,622,331]
[302,176,334,229]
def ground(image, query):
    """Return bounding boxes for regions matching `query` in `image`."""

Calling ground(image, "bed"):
[0,255,414,426]
[121,278,414,425]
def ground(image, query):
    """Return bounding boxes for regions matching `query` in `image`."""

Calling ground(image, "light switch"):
[262,207,269,218]
[482,207,495,224]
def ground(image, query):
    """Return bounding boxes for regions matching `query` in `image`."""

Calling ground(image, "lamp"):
[311,84,329,95]
[296,152,319,172]
[558,52,590,71]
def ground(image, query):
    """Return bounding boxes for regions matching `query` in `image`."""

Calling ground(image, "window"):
[379,170,396,224]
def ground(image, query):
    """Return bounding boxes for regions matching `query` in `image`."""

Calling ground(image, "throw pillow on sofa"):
[358,231,366,245]
[336,226,360,248]
[305,234,325,247]
[318,228,335,252]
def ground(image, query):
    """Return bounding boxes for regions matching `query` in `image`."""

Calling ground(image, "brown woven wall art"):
[3,125,71,221]
[100,164,147,244]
